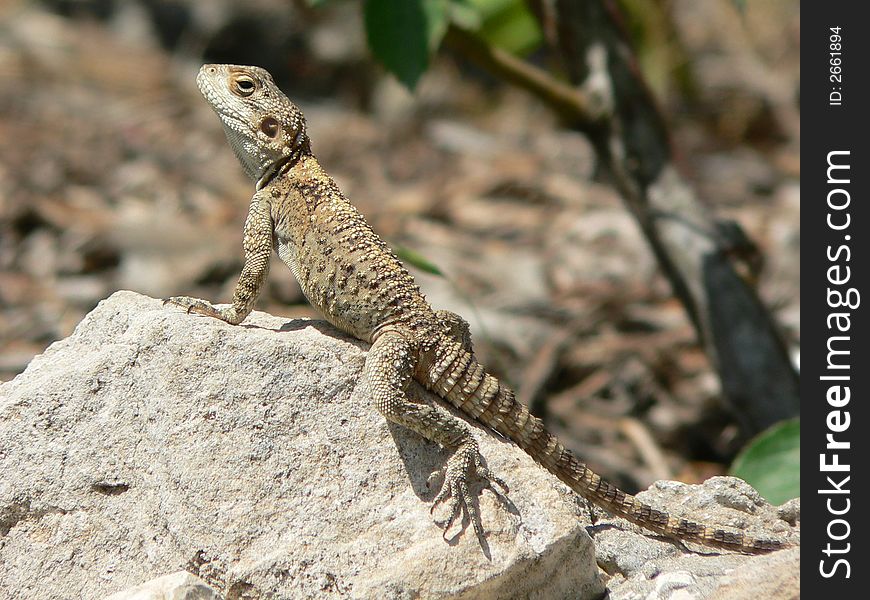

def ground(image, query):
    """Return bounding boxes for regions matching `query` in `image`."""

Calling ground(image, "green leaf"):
[364,0,449,90]
[447,0,482,30]
[461,0,542,55]
[423,0,450,51]
[729,418,800,505]
[394,245,444,277]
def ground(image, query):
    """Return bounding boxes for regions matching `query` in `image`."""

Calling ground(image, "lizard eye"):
[231,75,257,97]
[260,117,281,138]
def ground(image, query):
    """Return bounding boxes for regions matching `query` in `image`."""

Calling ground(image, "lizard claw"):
[163,296,224,319]
[429,443,508,539]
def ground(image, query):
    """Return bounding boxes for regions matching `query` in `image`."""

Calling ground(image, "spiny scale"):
[166,64,791,555]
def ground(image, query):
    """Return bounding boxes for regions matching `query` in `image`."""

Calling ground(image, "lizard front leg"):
[365,329,507,539]
[166,193,272,325]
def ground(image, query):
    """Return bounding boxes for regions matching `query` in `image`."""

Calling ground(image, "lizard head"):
[197,64,310,189]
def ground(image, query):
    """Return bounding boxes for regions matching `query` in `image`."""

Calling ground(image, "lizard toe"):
[164,296,241,323]
[429,443,505,539]
[474,454,509,496]
[164,296,213,313]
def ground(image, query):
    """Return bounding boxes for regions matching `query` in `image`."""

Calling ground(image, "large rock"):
[0,291,600,599]
[0,291,798,599]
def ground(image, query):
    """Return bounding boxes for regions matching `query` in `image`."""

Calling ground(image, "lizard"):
[166,63,789,555]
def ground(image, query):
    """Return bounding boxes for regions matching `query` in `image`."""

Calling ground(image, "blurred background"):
[0,0,799,496]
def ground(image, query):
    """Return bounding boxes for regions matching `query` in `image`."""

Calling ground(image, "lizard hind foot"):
[429,442,509,540]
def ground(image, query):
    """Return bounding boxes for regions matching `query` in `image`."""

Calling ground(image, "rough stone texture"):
[593,479,800,599]
[0,291,798,599]
[105,571,222,600]
[0,291,601,600]
[707,546,800,600]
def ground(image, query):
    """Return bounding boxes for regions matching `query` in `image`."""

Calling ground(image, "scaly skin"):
[167,64,788,554]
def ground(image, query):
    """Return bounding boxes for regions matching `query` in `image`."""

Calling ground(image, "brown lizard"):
[167,63,789,555]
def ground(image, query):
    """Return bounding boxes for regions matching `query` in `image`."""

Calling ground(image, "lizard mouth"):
[196,66,251,138]
[195,65,220,99]
[196,67,225,109]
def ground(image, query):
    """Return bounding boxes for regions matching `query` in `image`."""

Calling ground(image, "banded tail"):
[425,339,786,555]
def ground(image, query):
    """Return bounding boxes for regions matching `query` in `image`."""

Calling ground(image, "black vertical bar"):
[804,2,869,595]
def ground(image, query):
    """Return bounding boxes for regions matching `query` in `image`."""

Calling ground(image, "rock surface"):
[0,291,600,599]
[593,481,800,599]
[105,571,222,600]
[0,291,798,599]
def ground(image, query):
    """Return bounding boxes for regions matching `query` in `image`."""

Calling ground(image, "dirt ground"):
[0,0,799,493]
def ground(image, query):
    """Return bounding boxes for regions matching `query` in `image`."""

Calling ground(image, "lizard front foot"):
[163,296,241,324]
[429,442,509,539]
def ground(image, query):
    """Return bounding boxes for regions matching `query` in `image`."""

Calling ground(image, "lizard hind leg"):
[365,329,507,540]
[435,309,473,353]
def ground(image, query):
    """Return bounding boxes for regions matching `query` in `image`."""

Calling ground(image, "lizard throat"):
[255,135,311,190]
[255,153,297,190]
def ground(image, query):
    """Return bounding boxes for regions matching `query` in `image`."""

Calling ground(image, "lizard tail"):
[425,343,785,555]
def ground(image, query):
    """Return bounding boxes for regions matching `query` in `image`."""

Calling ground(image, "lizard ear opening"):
[259,117,281,139]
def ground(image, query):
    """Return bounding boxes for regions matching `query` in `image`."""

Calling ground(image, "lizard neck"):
[255,140,312,191]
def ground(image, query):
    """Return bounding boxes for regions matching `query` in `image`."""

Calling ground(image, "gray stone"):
[105,571,222,600]
[0,291,798,599]
[0,291,601,600]
[594,478,799,600]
